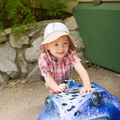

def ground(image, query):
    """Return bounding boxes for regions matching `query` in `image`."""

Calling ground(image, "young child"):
[38,22,92,94]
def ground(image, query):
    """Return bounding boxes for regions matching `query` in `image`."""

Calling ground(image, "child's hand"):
[56,83,66,93]
[80,86,92,94]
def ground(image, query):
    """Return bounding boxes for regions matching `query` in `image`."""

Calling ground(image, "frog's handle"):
[56,91,61,94]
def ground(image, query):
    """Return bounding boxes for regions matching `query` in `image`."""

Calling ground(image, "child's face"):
[45,35,69,60]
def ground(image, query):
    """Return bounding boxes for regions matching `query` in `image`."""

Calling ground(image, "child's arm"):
[44,76,66,93]
[74,62,92,94]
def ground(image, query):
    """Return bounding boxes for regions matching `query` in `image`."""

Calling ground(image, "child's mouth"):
[57,52,64,54]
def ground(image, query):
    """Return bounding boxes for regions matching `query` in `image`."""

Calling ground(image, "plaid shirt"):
[38,49,80,85]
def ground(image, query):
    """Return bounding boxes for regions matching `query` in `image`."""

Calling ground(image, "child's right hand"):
[55,83,66,93]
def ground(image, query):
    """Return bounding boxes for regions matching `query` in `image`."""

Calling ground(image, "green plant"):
[0,0,36,39]
[0,0,76,40]
[36,0,76,16]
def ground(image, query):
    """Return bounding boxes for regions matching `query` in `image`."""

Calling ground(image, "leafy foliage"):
[0,0,76,39]
[0,0,35,28]
[36,0,76,16]
[0,0,36,39]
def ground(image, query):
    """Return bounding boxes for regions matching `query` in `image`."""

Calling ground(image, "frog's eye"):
[45,95,53,110]
[74,111,81,116]
[91,92,103,107]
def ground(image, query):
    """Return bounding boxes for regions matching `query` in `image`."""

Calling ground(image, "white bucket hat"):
[39,22,76,50]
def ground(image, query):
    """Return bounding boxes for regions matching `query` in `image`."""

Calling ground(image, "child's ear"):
[45,44,49,50]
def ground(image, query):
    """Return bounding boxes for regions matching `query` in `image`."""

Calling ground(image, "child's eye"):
[64,42,69,45]
[54,44,58,46]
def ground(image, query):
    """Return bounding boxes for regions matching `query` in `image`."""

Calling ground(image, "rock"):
[0,36,7,43]
[0,31,7,43]
[28,28,41,37]
[0,42,20,78]
[17,52,27,74]
[64,16,78,30]
[9,33,29,48]
[39,19,62,28]
[70,31,84,52]
[25,37,43,62]
[0,72,10,84]
[4,28,12,34]
[27,65,40,79]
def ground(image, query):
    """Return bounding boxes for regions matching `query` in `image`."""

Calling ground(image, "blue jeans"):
[40,76,68,83]
[40,76,45,82]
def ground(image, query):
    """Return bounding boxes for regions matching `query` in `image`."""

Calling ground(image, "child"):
[38,22,92,94]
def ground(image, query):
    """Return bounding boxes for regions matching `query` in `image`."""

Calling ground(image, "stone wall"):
[0,16,85,84]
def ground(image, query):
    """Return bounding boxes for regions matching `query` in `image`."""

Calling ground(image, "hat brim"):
[39,31,76,50]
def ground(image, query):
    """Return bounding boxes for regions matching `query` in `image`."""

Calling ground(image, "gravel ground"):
[0,66,120,120]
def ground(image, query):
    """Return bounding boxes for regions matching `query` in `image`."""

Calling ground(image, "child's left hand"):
[80,86,92,94]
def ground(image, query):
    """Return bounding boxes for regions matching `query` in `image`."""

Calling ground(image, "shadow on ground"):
[0,67,120,120]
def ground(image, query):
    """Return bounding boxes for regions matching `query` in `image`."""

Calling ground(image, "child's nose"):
[59,44,64,50]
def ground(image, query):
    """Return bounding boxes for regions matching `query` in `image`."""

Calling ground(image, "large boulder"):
[64,16,78,30]
[9,33,29,48]
[0,42,20,78]
[70,31,84,52]
[17,51,27,74]
[0,72,10,84]
[0,31,7,43]
[25,37,43,62]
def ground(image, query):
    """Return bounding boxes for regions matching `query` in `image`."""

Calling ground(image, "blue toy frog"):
[38,80,120,120]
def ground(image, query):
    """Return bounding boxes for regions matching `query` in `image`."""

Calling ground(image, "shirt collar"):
[46,50,66,62]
